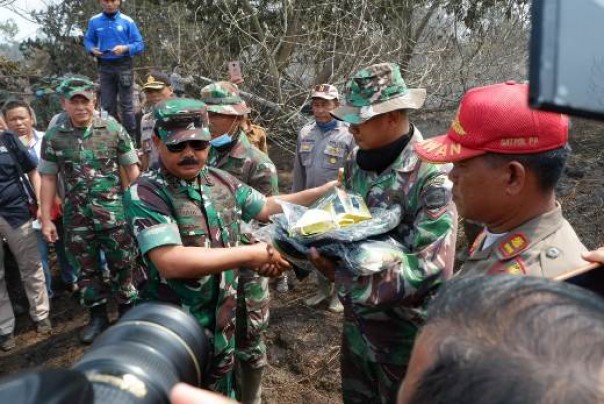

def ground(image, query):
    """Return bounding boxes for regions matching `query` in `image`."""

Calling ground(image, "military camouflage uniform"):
[139,110,159,168]
[39,115,139,307]
[339,130,456,403]
[125,165,266,396]
[331,63,457,404]
[208,130,278,370]
[461,204,587,278]
[202,82,278,380]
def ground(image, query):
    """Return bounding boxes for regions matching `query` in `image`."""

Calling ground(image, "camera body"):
[529,0,604,120]
[0,302,210,404]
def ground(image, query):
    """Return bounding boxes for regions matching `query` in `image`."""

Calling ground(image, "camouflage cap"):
[331,63,426,124]
[199,81,251,116]
[153,98,211,144]
[56,77,96,100]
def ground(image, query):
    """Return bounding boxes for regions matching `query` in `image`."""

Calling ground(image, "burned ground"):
[1,114,602,403]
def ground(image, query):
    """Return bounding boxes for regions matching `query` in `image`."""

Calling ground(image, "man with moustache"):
[200,81,278,404]
[124,97,335,397]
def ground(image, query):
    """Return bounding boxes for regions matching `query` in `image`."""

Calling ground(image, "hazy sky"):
[1,0,51,40]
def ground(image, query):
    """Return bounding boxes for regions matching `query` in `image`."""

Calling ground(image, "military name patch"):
[300,140,314,152]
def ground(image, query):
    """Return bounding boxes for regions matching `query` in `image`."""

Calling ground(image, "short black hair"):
[409,275,604,404]
[485,145,570,191]
[2,99,33,117]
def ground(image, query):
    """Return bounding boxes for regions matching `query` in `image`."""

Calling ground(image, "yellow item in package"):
[291,187,372,236]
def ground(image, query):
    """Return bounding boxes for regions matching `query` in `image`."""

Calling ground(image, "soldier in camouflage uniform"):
[200,81,277,404]
[124,98,334,397]
[39,77,140,344]
[309,63,458,404]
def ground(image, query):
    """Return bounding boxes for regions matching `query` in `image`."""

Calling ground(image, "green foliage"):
[0,19,18,42]
[4,0,529,143]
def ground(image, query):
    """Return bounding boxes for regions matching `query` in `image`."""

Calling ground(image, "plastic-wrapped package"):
[253,189,402,279]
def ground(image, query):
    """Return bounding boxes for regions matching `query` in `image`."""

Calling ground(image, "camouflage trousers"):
[64,224,138,307]
[340,321,412,404]
[235,268,270,368]
[204,340,236,399]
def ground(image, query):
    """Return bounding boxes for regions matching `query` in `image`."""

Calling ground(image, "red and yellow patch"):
[487,257,527,276]
[498,233,529,258]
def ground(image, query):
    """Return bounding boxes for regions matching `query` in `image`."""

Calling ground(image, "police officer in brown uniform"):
[414,81,588,278]
[292,84,355,310]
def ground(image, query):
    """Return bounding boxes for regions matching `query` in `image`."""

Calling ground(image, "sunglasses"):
[166,140,210,153]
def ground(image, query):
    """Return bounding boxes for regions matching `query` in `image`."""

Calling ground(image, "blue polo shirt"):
[84,11,144,61]
[0,131,37,228]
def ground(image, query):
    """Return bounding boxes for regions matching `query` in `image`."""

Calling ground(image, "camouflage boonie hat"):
[199,81,251,116]
[331,63,426,124]
[153,98,211,144]
[56,77,96,100]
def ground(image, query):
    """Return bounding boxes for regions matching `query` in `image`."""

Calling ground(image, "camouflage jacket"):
[124,165,266,390]
[38,116,138,229]
[339,127,457,363]
[139,111,159,168]
[208,130,278,197]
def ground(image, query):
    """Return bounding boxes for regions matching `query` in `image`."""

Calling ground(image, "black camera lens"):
[72,302,209,404]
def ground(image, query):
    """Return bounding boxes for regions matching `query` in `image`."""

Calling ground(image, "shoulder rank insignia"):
[498,232,529,258]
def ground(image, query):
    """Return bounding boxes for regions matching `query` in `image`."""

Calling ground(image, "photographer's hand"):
[170,383,236,404]
[582,247,604,264]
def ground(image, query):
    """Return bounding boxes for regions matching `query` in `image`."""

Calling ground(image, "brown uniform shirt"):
[244,122,268,154]
[460,204,587,278]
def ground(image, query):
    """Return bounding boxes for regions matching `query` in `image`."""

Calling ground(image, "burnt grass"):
[1,113,602,404]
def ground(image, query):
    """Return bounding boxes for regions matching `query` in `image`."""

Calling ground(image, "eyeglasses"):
[165,140,210,153]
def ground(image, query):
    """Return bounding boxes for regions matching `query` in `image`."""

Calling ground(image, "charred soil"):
[1,114,602,404]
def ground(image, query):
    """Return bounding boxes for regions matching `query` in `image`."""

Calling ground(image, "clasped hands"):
[253,242,290,278]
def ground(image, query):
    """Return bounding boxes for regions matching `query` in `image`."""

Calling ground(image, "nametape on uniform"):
[498,232,529,258]
[300,140,314,152]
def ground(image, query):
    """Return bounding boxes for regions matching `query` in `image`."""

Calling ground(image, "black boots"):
[79,304,109,344]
